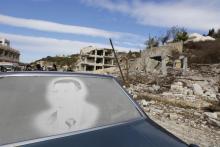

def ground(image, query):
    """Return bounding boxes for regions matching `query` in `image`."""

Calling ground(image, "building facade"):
[0,38,20,63]
[77,46,115,71]
[133,42,186,75]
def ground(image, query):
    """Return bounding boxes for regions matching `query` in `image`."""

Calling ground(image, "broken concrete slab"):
[193,83,204,95]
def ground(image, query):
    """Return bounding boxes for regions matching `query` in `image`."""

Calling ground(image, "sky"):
[0,0,219,63]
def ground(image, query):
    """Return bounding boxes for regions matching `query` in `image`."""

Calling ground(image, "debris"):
[193,83,204,95]
[169,113,178,120]
[141,99,150,107]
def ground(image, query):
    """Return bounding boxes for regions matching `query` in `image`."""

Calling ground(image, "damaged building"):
[0,37,20,64]
[77,46,116,71]
[134,42,187,75]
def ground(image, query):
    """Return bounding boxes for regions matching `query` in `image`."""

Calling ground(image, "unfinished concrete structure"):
[0,37,20,63]
[77,46,115,71]
[133,42,188,75]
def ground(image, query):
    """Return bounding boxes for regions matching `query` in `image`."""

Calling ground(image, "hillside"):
[34,54,79,67]
[184,39,220,65]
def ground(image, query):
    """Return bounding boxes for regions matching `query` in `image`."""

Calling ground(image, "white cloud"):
[0,32,136,62]
[0,13,145,47]
[82,0,220,31]
[0,14,139,39]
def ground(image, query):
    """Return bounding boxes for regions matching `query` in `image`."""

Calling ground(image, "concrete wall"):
[146,42,183,58]
[132,42,183,72]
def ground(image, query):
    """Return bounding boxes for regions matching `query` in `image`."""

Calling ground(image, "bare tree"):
[166,26,188,42]
[145,35,159,49]
[160,35,169,45]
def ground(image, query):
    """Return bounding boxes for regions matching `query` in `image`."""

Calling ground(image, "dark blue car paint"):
[22,118,187,147]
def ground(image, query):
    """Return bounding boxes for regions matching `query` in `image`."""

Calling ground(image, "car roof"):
[0,71,116,79]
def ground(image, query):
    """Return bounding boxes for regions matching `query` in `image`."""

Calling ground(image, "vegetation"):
[174,31,188,42]
[127,50,141,58]
[145,35,159,49]
[207,28,220,39]
[162,26,189,43]
[35,54,79,67]
[184,39,220,64]
[145,26,189,48]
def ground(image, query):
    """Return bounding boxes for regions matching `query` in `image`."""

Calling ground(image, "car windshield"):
[0,75,141,145]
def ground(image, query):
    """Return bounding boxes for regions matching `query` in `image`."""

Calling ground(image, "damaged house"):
[134,42,187,75]
[77,46,116,71]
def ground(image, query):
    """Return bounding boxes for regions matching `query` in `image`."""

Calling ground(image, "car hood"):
[22,118,188,147]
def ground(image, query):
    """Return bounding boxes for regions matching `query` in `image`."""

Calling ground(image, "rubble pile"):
[127,67,220,102]
[138,99,212,129]
[124,65,220,147]
[136,98,220,147]
[204,112,220,128]
[191,64,220,77]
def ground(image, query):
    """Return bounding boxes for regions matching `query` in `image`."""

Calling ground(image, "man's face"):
[47,78,86,109]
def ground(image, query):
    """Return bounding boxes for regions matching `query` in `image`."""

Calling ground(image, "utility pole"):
[109,38,126,84]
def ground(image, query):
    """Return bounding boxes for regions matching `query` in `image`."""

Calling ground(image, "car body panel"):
[21,118,187,147]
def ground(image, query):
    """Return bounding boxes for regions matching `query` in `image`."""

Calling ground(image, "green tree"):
[159,26,188,44]
[168,26,188,42]
[174,31,188,42]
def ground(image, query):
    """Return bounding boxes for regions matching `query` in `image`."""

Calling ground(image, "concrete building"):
[132,42,187,75]
[77,46,115,71]
[0,38,20,63]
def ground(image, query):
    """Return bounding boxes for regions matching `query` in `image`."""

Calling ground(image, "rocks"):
[171,81,182,88]
[127,66,219,102]
[133,94,138,99]
[141,99,150,107]
[204,112,218,120]
[162,92,173,96]
[164,113,170,118]
[193,112,201,117]
[169,113,179,120]
[136,91,220,147]
[163,81,196,101]
[171,82,184,92]
[193,83,203,95]
[207,118,220,128]
[127,83,162,98]
[122,63,220,147]
[204,91,216,98]
[152,84,160,91]
[148,87,155,92]
[144,107,150,112]
[204,112,220,127]
[150,107,164,114]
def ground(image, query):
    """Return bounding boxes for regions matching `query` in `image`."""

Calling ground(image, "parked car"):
[0,63,18,72]
[0,72,198,147]
[0,66,7,72]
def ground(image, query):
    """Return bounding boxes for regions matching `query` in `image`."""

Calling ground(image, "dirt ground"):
[142,105,220,147]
